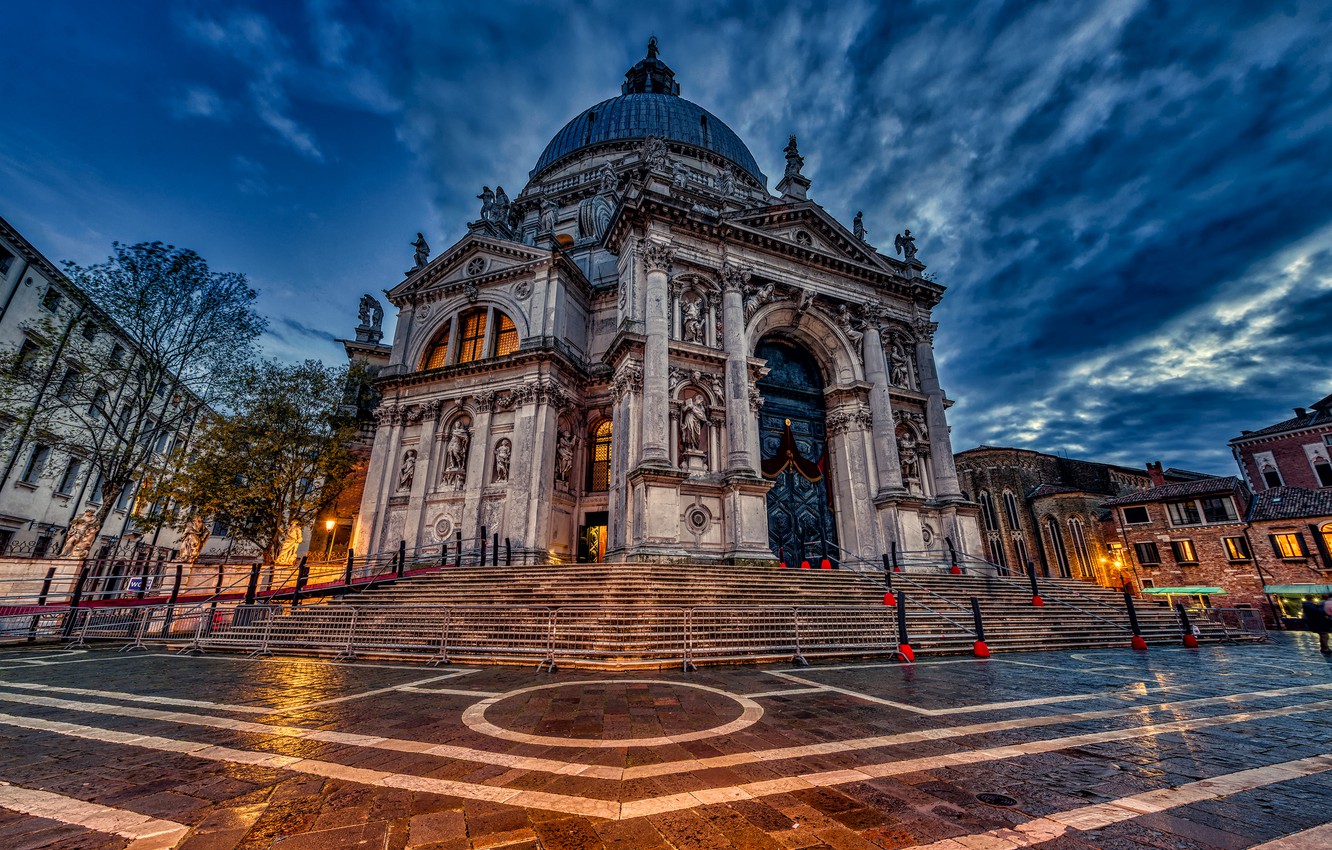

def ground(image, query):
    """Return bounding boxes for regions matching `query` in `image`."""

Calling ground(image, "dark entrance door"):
[756,338,837,564]
[576,511,608,563]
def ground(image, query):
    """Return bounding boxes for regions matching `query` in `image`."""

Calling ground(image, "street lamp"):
[324,519,336,561]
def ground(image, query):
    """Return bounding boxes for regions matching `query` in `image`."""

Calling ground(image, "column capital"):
[912,316,938,345]
[721,261,751,293]
[639,238,675,274]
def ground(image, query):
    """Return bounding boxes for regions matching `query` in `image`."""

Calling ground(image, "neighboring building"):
[1245,486,1332,623]
[1230,394,1332,492]
[355,42,980,564]
[1103,477,1253,601]
[0,215,222,576]
[955,446,1204,585]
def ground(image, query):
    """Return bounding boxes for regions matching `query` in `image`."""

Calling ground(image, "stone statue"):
[783,134,804,179]
[680,395,706,453]
[539,197,557,233]
[398,449,417,492]
[276,522,303,566]
[477,186,495,222]
[493,439,511,483]
[411,233,430,269]
[681,295,704,344]
[743,281,775,322]
[853,212,866,242]
[642,135,669,170]
[718,164,737,198]
[494,186,511,224]
[899,434,920,489]
[444,422,470,474]
[177,514,208,564]
[835,303,863,348]
[671,159,689,188]
[358,294,383,330]
[578,166,617,240]
[894,229,918,261]
[890,341,910,387]
[554,430,576,483]
[61,509,101,559]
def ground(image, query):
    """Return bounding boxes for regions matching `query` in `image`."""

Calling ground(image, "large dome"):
[528,43,767,186]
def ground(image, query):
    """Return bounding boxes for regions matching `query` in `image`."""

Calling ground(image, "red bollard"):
[820,558,832,570]
[950,565,962,575]
[897,644,915,663]
[1032,594,1045,607]
[973,640,991,658]
[800,560,811,570]
[883,591,896,606]
[1131,635,1148,650]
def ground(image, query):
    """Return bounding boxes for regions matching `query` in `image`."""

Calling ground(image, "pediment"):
[728,203,898,273]
[387,234,551,303]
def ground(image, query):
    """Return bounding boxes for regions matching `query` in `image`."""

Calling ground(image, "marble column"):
[860,316,904,495]
[913,319,963,499]
[639,239,673,467]
[721,263,755,474]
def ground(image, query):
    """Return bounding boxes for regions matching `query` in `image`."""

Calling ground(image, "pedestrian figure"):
[1301,595,1332,654]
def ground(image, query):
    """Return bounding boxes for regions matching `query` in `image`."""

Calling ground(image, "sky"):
[3,0,1330,475]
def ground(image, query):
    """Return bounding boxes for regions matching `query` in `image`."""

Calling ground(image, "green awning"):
[1263,584,1332,596]
[1141,586,1226,595]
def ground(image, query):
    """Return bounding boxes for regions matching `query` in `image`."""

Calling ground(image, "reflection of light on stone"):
[261,661,342,713]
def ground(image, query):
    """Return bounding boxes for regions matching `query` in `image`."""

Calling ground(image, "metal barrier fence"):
[1196,606,1268,639]
[57,602,905,668]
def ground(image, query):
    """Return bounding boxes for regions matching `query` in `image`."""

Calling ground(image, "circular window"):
[433,516,455,540]
[794,230,812,246]
[466,257,487,277]
[686,506,711,533]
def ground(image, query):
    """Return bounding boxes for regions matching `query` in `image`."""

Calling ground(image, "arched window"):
[1322,522,1332,561]
[419,307,520,371]
[987,534,1008,571]
[1002,490,1021,529]
[1068,517,1092,577]
[422,319,453,371]
[979,491,998,531]
[1047,517,1071,578]
[586,420,612,491]
[1013,535,1032,573]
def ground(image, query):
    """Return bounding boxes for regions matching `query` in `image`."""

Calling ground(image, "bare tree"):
[0,241,265,544]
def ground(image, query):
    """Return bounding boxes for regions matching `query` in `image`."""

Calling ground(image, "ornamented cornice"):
[610,360,643,402]
[474,390,498,412]
[912,317,938,345]
[721,262,751,293]
[826,405,873,436]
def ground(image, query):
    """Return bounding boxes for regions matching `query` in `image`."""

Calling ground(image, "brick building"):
[954,446,1203,586]
[1245,487,1332,624]
[1230,394,1332,492]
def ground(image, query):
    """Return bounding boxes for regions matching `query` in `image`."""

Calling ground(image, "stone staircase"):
[205,560,1247,666]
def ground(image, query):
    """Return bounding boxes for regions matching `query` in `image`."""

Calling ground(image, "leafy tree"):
[0,242,265,542]
[150,359,358,563]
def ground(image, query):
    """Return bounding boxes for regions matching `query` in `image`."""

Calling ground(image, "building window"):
[1323,523,1332,562]
[978,491,998,531]
[1223,536,1252,561]
[56,457,82,495]
[1133,541,1160,566]
[90,388,109,419]
[1199,497,1238,523]
[81,321,98,342]
[109,344,125,367]
[1046,517,1071,577]
[456,308,488,364]
[19,444,51,484]
[56,367,80,401]
[1068,518,1091,576]
[987,534,1008,570]
[1167,500,1202,526]
[88,473,104,504]
[1013,535,1032,572]
[116,482,137,512]
[1002,491,1020,529]
[1169,539,1198,564]
[1311,449,1332,487]
[1260,462,1282,489]
[493,312,519,357]
[586,420,612,491]
[0,247,14,276]
[1270,533,1306,559]
[41,287,62,312]
[13,338,40,374]
[422,319,453,370]
[1122,506,1150,525]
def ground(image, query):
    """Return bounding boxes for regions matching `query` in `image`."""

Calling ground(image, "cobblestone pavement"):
[0,635,1329,849]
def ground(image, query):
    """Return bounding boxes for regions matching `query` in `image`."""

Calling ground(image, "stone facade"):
[1229,394,1332,492]
[954,446,1203,585]
[354,45,980,564]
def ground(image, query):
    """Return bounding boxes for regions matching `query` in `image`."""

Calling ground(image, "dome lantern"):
[621,37,680,96]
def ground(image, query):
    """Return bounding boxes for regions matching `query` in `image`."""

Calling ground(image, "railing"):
[1194,607,1268,640]
[51,601,904,669]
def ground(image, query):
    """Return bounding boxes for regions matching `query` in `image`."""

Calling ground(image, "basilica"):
[354,42,981,565]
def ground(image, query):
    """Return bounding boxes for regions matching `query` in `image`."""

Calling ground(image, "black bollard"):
[292,556,309,607]
[244,563,260,605]
[505,537,512,566]
[344,549,354,586]
[493,532,499,566]
[397,540,406,578]
[947,536,961,574]
[1027,561,1044,606]
[1123,586,1147,650]
[455,530,463,569]
[1176,603,1199,648]
[971,596,990,657]
[881,554,896,605]
[895,591,914,662]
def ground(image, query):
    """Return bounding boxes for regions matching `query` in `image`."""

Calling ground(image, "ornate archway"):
[756,337,838,564]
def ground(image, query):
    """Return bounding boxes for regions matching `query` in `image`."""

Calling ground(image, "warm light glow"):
[325,519,336,531]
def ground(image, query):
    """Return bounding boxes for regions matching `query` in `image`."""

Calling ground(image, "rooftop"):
[1247,486,1332,522]
[1231,393,1332,442]
[1102,476,1243,506]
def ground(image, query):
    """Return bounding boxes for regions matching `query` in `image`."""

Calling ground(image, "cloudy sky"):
[3,1,1329,475]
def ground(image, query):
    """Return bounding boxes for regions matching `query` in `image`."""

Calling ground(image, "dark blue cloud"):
[0,0,1328,475]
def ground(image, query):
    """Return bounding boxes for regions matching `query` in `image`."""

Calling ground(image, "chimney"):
[1294,407,1308,419]
[1146,461,1166,487]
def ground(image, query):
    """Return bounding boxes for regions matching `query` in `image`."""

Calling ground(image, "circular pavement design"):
[461,679,764,748]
